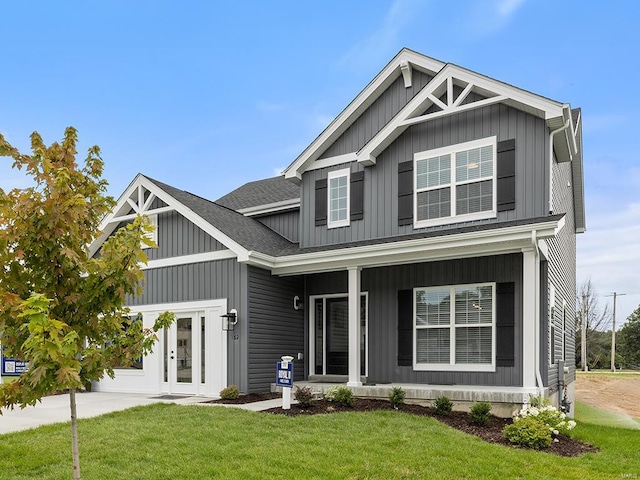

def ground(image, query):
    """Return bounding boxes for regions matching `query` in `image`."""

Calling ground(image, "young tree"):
[575,279,611,369]
[618,306,640,368]
[0,128,174,480]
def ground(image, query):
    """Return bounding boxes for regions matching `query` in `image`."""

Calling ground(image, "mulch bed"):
[263,398,598,457]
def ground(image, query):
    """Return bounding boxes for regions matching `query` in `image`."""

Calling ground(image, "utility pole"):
[581,294,587,371]
[606,292,626,372]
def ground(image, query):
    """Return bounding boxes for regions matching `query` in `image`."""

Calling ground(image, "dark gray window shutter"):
[497,139,516,212]
[397,289,413,366]
[496,282,515,367]
[350,171,364,221]
[315,178,327,226]
[398,161,413,226]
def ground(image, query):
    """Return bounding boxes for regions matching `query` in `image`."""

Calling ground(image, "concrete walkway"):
[0,392,287,435]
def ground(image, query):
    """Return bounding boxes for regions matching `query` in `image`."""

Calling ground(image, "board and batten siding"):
[300,104,549,248]
[256,210,300,243]
[305,254,523,387]
[546,155,577,395]
[247,267,304,392]
[127,259,250,392]
[320,70,433,159]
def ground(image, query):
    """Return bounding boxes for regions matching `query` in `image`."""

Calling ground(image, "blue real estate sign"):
[2,357,28,376]
[275,361,293,388]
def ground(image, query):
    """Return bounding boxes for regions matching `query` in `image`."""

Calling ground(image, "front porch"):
[272,377,541,418]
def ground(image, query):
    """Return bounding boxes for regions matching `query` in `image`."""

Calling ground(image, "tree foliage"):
[0,128,174,478]
[575,279,612,369]
[618,306,640,368]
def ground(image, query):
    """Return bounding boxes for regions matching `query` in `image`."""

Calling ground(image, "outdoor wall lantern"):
[221,309,238,331]
[293,295,304,311]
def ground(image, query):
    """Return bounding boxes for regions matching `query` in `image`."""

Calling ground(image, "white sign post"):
[276,355,294,410]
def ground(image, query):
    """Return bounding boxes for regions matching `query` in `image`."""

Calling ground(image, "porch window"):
[327,168,350,228]
[414,137,496,228]
[141,213,158,249]
[414,283,495,371]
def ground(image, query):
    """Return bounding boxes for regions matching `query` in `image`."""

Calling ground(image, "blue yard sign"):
[2,356,29,376]
[275,361,293,388]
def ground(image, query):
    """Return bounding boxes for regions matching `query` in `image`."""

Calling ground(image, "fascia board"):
[246,218,562,276]
[238,198,300,217]
[283,49,445,180]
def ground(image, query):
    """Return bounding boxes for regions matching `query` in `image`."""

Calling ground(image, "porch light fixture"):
[221,309,238,331]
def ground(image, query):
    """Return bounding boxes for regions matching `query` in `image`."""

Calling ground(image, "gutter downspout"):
[531,230,545,398]
[548,112,572,214]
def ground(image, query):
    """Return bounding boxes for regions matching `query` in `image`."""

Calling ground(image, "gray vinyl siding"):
[256,210,300,243]
[546,154,577,396]
[320,70,433,159]
[301,103,549,248]
[306,254,523,387]
[247,267,304,392]
[145,210,227,260]
[127,259,249,392]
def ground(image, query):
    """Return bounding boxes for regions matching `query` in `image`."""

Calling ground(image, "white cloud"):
[463,0,527,39]
[497,0,526,18]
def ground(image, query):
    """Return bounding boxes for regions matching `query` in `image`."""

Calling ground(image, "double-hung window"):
[327,168,350,228]
[414,137,496,228]
[414,283,495,371]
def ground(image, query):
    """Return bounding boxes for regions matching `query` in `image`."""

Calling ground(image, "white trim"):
[141,250,236,270]
[327,168,350,229]
[347,266,362,386]
[413,137,497,229]
[110,206,175,224]
[413,283,496,372]
[305,152,358,172]
[522,248,538,388]
[284,49,445,180]
[249,217,564,276]
[141,213,158,249]
[400,60,412,88]
[238,198,300,217]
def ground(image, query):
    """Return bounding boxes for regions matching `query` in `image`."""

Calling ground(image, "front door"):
[312,294,367,376]
[165,313,199,394]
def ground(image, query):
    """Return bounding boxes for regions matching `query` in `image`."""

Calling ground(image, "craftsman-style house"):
[92,48,584,415]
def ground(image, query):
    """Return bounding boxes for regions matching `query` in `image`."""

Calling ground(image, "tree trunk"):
[70,388,81,480]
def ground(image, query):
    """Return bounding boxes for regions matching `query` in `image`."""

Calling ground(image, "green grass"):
[576,401,640,430]
[0,404,639,479]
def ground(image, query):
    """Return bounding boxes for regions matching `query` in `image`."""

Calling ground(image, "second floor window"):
[327,168,350,228]
[414,137,497,228]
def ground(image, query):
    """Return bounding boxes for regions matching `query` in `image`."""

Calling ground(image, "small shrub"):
[294,386,315,408]
[514,397,577,436]
[503,416,552,449]
[432,396,453,415]
[388,387,406,409]
[324,386,354,407]
[219,385,240,400]
[469,401,492,426]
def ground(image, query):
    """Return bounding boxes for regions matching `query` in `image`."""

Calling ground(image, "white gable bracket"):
[400,60,412,88]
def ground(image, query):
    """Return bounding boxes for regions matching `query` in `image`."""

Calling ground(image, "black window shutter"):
[496,282,515,367]
[315,178,327,226]
[398,161,413,226]
[350,171,364,221]
[497,139,516,212]
[397,289,413,366]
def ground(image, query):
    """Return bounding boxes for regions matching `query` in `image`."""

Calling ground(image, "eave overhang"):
[244,216,565,276]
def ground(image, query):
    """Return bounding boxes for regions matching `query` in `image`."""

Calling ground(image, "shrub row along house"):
[91,48,584,415]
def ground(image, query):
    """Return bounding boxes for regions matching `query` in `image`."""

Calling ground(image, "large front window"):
[414,283,495,371]
[414,137,496,228]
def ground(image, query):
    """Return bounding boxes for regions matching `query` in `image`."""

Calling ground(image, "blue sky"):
[1,0,639,325]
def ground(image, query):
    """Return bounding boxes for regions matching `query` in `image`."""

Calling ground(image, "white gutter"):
[548,118,570,214]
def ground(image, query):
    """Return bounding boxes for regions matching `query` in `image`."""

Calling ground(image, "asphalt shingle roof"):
[215,176,300,211]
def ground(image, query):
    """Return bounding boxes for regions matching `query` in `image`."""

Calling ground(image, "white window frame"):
[413,136,497,229]
[561,299,567,362]
[327,168,350,229]
[413,282,496,372]
[549,284,556,365]
[141,213,158,249]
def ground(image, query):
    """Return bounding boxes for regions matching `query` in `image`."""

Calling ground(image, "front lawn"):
[0,403,638,479]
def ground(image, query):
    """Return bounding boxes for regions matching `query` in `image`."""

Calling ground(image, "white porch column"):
[522,247,539,390]
[347,266,362,387]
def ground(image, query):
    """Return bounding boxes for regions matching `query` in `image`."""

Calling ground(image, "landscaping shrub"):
[432,396,453,415]
[514,397,577,436]
[503,416,552,449]
[469,401,492,426]
[324,386,354,407]
[219,385,240,400]
[388,387,406,409]
[294,386,315,407]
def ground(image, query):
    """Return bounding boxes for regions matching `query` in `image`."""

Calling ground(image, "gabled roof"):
[215,176,300,215]
[90,174,296,260]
